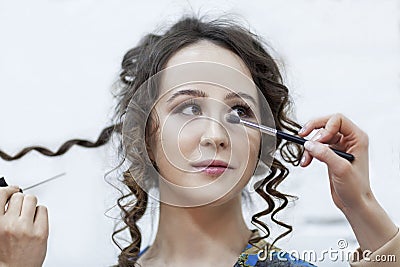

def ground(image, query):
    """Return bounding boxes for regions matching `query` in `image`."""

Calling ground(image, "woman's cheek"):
[245,132,261,173]
[177,131,201,160]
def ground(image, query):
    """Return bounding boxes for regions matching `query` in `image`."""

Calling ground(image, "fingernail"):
[304,141,314,150]
[10,185,22,192]
[8,186,22,192]
[301,156,306,165]
[299,122,310,134]
[314,133,322,141]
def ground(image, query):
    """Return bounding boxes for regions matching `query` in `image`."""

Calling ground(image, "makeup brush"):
[225,114,354,162]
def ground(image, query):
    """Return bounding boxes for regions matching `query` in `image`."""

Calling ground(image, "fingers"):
[21,195,38,221]
[300,128,343,167]
[304,140,352,175]
[0,186,21,215]
[6,192,24,216]
[299,113,361,167]
[298,113,361,138]
[0,189,49,267]
[313,128,343,146]
[1,188,46,226]
[34,206,49,237]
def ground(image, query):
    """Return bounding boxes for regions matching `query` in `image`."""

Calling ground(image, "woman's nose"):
[199,118,230,149]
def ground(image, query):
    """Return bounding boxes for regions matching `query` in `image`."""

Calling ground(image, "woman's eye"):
[231,105,253,118]
[181,104,202,116]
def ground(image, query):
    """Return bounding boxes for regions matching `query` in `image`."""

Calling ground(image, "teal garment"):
[137,229,316,267]
[234,242,316,267]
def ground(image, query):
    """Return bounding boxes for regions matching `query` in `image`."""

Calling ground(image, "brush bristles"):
[225,114,241,124]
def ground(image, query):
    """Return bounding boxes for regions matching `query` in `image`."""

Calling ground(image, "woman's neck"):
[145,194,252,265]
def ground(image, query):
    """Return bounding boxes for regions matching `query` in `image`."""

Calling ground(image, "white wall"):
[0,1,399,266]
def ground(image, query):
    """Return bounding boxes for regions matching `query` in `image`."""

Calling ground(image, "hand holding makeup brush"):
[0,186,48,267]
[298,113,398,254]
[298,113,369,210]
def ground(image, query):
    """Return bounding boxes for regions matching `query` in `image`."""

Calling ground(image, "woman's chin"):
[158,173,248,207]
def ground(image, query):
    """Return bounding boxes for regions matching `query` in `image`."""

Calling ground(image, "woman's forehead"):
[165,40,251,74]
[158,41,258,102]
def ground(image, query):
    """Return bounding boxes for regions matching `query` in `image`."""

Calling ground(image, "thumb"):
[304,141,349,170]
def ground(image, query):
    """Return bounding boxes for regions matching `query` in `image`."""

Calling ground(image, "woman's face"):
[148,40,262,207]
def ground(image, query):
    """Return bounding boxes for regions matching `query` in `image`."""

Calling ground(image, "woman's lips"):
[191,160,233,176]
[194,166,229,175]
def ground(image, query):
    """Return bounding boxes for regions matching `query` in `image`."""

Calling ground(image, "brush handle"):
[0,177,7,187]
[277,131,355,162]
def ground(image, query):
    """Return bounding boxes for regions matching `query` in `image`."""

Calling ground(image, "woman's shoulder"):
[234,229,317,267]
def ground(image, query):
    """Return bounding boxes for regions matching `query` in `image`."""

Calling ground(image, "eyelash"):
[231,101,254,118]
[173,99,200,115]
[173,99,254,118]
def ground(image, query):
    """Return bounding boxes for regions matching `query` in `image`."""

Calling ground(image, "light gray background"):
[0,1,399,266]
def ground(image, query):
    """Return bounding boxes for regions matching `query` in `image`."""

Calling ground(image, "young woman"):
[0,16,399,267]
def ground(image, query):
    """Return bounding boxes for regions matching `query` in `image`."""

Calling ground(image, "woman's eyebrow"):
[166,89,207,103]
[224,92,257,106]
[166,89,257,105]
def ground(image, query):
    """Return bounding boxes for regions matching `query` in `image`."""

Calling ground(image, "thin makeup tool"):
[225,114,354,162]
[0,172,66,192]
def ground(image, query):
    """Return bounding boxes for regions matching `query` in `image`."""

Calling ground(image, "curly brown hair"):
[111,15,305,266]
[0,15,304,267]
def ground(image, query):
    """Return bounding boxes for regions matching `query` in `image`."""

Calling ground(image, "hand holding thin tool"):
[225,114,354,162]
